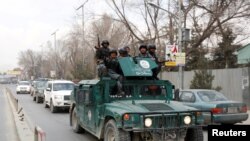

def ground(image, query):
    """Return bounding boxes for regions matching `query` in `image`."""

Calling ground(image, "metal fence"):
[160,67,250,107]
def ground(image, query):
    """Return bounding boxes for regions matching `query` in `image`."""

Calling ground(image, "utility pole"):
[148,1,185,89]
[177,0,184,89]
[76,0,89,42]
[51,29,59,78]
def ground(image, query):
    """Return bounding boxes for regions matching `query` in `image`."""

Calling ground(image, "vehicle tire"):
[44,100,49,108]
[131,133,143,141]
[185,127,203,141]
[36,96,40,103]
[104,119,131,141]
[33,96,36,101]
[50,100,57,113]
[71,107,84,133]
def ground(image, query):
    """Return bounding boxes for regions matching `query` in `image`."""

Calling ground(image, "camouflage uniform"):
[148,44,161,80]
[95,40,110,77]
[105,49,124,95]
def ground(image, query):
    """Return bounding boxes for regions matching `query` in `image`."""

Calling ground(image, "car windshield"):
[197,90,228,102]
[19,81,30,85]
[53,83,74,91]
[35,81,47,89]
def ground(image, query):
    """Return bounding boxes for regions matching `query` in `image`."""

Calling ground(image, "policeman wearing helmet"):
[95,40,110,77]
[138,44,150,58]
[118,47,129,57]
[147,44,161,80]
[95,40,110,61]
[105,48,124,95]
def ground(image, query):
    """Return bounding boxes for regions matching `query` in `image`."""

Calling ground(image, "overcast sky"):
[0,0,111,72]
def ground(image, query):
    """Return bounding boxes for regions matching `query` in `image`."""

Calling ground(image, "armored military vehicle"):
[69,57,210,141]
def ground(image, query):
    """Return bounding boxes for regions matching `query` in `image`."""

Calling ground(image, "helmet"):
[148,44,156,50]
[109,48,117,55]
[123,46,130,50]
[101,40,109,46]
[139,44,147,50]
[118,47,128,54]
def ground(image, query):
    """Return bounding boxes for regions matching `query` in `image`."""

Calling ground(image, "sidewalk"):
[4,87,33,141]
[0,87,19,141]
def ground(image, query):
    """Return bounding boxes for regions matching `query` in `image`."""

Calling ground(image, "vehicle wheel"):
[50,100,57,113]
[185,127,203,141]
[131,133,143,141]
[71,107,84,133]
[44,100,48,108]
[33,96,36,101]
[104,119,131,141]
[36,96,40,103]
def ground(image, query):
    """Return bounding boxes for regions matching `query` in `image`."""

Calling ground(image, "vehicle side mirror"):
[46,88,51,91]
[174,89,180,101]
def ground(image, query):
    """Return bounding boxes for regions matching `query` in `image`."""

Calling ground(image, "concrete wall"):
[160,67,250,104]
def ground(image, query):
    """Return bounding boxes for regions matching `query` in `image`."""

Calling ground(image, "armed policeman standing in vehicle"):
[105,48,124,95]
[95,40,110,77]
[148,44,161,80]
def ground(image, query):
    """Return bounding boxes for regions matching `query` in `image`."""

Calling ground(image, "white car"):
[16,81,32,94]
[44,80,74,113]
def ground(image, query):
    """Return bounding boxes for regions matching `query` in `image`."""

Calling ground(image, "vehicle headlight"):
[16,87,20,91]
[144,118,152,127]
[54,95,63,100]
[183,116,191,125]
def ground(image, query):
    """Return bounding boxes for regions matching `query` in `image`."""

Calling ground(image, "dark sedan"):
[176,89,248,124]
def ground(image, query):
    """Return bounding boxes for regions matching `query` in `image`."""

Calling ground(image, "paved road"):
[6,84,98,141]
[0,85,19,141]
[4,84,250,141]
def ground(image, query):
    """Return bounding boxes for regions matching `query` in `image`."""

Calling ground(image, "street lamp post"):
[148,1,184,89]
[51,29,59,78]
[76,0,89,42]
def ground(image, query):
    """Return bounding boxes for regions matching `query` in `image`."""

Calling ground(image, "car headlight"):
[183,116,191,125]
[145,118,152,127]
[16,87,20,91]
[54,95,63,100]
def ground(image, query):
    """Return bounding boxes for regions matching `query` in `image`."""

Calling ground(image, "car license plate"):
[228,107,238,113]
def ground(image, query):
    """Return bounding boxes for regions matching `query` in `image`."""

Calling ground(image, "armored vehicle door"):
[76,85,96,132]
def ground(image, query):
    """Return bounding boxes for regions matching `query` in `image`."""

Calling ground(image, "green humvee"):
[69,57,210,141]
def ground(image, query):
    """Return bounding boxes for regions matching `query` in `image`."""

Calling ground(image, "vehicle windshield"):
[139,85,166,96]
[53,83,74,91]
[197,90,228,102]
[19,81,30,85]
[110,84,166,97]
[35,81,47,89]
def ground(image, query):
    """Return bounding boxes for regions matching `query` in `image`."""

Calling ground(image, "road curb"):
[5,88,33,141]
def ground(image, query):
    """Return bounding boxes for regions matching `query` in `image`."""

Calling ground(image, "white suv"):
[44,80,74,113]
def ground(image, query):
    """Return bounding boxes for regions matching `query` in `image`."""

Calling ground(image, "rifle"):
[94,34,101,50]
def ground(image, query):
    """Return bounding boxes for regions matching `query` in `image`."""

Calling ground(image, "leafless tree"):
[18,49,41,79]
[107,0,168,48]
[189,0,250,49]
